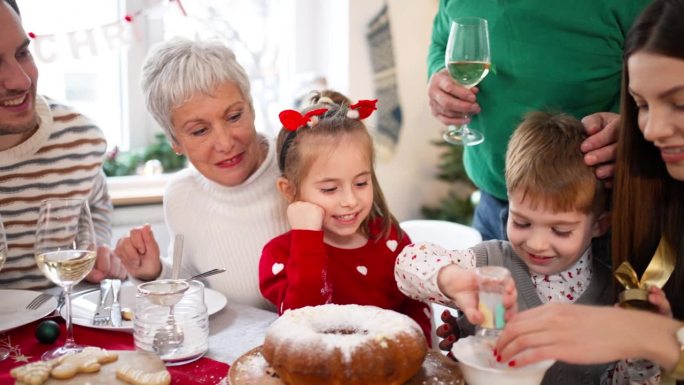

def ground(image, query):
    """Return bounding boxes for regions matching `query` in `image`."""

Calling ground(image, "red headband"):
[278,99,378,131]
[277,99,378,173]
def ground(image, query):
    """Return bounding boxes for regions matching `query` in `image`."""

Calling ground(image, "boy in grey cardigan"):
[395,111,667,385]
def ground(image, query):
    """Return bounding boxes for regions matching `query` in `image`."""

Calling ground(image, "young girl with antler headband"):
[258,90,432,344]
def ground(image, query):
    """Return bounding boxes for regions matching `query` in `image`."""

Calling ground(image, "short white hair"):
[141,37,253,142]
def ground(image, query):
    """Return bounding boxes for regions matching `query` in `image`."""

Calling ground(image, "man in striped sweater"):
[0,0,126,289]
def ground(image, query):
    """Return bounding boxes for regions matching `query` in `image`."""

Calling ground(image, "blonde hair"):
[276,90,401,240]
[505,111,606,216]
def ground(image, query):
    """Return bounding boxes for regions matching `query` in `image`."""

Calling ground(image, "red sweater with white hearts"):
[259,223,432,345]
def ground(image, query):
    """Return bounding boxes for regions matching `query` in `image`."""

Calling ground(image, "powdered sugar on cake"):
[265,304,422,362]
[235,353,269,378]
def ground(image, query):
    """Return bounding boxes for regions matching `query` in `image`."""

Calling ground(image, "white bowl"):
[451,336,555,385]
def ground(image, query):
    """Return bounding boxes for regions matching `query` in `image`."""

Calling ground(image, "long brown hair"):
[276,90,402,241]
[612,0,684,318]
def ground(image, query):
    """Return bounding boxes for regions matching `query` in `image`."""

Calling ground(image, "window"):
[21,0,349,162]
[21,0,127,148]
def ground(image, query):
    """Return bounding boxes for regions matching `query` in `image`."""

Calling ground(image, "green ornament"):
[35,320,60,345]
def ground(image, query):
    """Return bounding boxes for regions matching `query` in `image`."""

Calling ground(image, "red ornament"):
[28,32,36,39]
[124,15,133,22]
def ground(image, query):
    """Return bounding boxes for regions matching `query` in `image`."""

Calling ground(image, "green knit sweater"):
[428,0,650,200]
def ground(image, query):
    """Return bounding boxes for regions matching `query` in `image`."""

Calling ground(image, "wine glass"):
[0,214,5,272]
[34,198,97,360]
[0,213,8,361]
[443,17,491,146]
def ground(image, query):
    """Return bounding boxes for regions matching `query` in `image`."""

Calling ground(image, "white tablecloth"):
[206,302,277,364]
[56,282,278,366]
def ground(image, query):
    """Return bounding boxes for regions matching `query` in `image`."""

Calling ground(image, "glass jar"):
[134,279,209,365]
[475,266,511,338]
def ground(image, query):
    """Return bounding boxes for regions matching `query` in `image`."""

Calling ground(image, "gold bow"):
[614,237,675,311]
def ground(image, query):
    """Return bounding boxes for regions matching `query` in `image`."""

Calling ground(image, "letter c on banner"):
[33,35,57,63]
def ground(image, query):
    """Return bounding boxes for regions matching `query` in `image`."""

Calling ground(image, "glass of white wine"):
[0,213,8,361]
[35,198,97,360]
[443,17,491,146]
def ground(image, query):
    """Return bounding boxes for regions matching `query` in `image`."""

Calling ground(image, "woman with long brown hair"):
[495,0,684,381]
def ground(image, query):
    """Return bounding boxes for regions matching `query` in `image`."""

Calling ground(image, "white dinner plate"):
[0,289,58,333]
[63,285,227,332]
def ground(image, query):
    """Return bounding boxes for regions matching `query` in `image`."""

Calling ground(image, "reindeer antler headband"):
[277,99,377,173]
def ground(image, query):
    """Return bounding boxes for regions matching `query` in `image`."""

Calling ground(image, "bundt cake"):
[261,304,428,385]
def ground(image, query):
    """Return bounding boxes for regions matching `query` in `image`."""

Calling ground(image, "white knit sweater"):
[159,136,289,310]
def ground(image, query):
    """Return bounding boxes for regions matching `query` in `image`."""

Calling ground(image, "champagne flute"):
[0,213,8,361]
[443,17,491,146]
[34,198,97,360]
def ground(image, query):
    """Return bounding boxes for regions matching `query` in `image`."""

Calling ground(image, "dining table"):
[0,282,278,385]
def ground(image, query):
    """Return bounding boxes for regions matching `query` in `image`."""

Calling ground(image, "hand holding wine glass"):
[34,198,97,360]
[443,17,491,146]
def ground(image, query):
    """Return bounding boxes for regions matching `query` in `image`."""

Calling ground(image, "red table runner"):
[0,316,229,385]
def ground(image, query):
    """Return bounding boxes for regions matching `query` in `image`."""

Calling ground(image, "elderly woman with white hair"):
[115,38,288,310]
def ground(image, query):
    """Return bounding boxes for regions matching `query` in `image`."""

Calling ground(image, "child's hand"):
[287,201,325,230]
[438,266,518,326]
[648,286,672,317]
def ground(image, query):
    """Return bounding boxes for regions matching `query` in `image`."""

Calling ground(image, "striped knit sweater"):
[0,95,112,290]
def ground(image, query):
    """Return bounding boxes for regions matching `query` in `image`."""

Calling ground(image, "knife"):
[110,279,122,327]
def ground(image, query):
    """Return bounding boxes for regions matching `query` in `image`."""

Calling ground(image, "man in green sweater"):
[427,0,650,240]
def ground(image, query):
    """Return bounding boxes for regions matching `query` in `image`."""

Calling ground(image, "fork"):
[26,293,53,310]
[93,280,112,326]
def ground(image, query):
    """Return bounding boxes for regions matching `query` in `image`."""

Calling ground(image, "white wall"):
[349,0,446,221]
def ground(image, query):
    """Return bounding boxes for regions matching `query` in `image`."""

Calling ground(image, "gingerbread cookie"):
[116,365,171,385]
[50,347,118,379]
[10,359,57,385]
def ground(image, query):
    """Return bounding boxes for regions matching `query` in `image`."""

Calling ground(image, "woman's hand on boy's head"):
[580,111,620,185]
[286,201,324,231]
[648,286,673,317]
